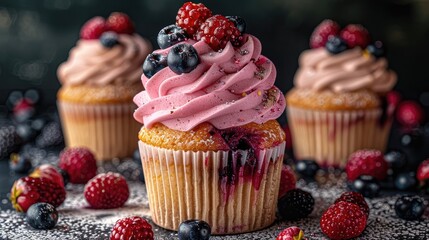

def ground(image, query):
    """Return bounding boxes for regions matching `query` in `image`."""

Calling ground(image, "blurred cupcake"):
[286,20,397,167]
[134,2,286,234]
[57,12,152,161]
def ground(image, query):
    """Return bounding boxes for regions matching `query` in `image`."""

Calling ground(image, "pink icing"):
[294,47,397,93]
[58,34,152,86]
[133,34,285,131]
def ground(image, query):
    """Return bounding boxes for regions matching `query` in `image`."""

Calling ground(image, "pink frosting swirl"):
[58,34,152,86]
[133,34,285,131]
[294,47,397,93]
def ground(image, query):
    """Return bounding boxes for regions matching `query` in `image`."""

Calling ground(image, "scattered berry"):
[80,16,106,40]
[366,41,385,58]
[9,153,32,174]
[58,169,70,186]
[309,19,341,49]
[276,226,304,240]
[320,201,367,240]
[30,164,65,187]
[295,159,320,179]
[394,172,418,191]
[278,189,314,220]
[110,216,153,240]
[335,192,369,218]
[35,121,64,148]
[396,100,425,128]
[394,195,426,220]
[226,16,246,34]
[386,91,402,107]
[6,90,24,111]
[196,15,241,51]
[384,149,407,173]
[100,31,119,48]
[26,203,58,230]
[106,12,134,35]
[400,130,423,148]
[340,24,370,48]
[133,148,141,164]
[84,172,129,209]
[143,53,168,78]
[348,175,380,198]
[417,159,429,182]
[176,2,212,36]
[167,43,200,74]
[345,149,388,181]
[325,36,348,54]
[278,165,296,199]
[59,147,97,184]
[13,98,35,122]
[178,219,211,240]
[16,123,37,143]
[0,125,22,159]
[157,25,188,49]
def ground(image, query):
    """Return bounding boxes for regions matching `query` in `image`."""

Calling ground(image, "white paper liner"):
[138,141,286,235]
[57,100,141,160]
[287,106,393,167]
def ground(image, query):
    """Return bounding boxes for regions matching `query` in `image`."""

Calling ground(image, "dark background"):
[1,0,429,108]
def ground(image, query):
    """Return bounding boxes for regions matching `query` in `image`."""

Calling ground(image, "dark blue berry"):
[16,123,37,143]
[58,168,69,186]
[366,41,385,58]
[400,130,422,148]
[295,159,320,178]
[24,89,40,105]
[348,175,380,198]
[31,117,48,133]
[384,149,407,173]
[6,91,23,111]
[394,172,417,191]
[157,25,188,49]
[26,203,58,229]
[100,31,119,48]
[133,148,141,164]
[167,43,199,74]
[9,153,32,174]
[277,188,314,220]
[143,53,167,78]
[178,219,211,240]
[226,16,246,34]
[325,36,348,54]
[394,195,425,220]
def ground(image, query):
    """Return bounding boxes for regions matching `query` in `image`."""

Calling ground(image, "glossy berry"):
[30,164,65,187]
[196,15,241,51]
[226,16,246,34]
[276,226,304,240]
[278,189,314,220]
[80,16,106,40]
[394,195,425,220]
[157,25,188,49]
[35,121,64,148]
[100,31,119,48]
[16,123,37,143]
[110,216,153,240]
[346,149,388,181]
[278,165,296,199]
[417,159,429,182]
[348,175,380,198]
[340,24,370,48]
[320,201,367,240]
[59,147,97,184]
[106,12,135,35]
[295,159,320,179]
[394,172,418,191]
[366,41,385,58]
[396,101,425,128]
[167,43,199,74]
[178,219,211,240]
[335,192,369,218]
[384,149,407,173]
[309,19,341,49]
[325,36,348,54]
[143,53,167,78]
[9,153,32,174]
[400,130,423,148]
[0,125,22,159]
[84,172,129,209]
[176,2,212,36]
[26,203,58,230]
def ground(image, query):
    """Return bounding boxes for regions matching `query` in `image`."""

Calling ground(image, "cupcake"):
[57,13,152,161]
[133,2,286,234]
[286,20,397,167]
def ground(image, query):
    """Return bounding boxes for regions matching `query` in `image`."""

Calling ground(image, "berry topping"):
[320,201,367,240]
[58,147,97,184]
[276,226,304,240]
[384,149,407,173]
[106,12,135,35]
[396,100,425,128]
[100,31,119,48]
[9,153,32,174]
[394,172,418,191]
[196,15,241,51]
[295,159,320,179]
[345,149,388,181]
[394,195,426,220]
[80,16,106,40]
[0,125,22,159]
[110,216,153,240]
[348,175,380,198]
[167,43,200,74]
[325,36,348,54]
[366,41,385,58]
[84,172,129,209]
[278,165,296,199]
[10,176,66,212]
[334,192,369,218]
[309,19,341,49]
[26,203,58,230]
[143,53,167,78]
[277,188,314,220]
[176,2,212,36]
[30,164,65,187]
[226,16,247,34]
[340,24,370,49]
[417,159,429,182]
[157,25,189,49]
[178,219,211,240]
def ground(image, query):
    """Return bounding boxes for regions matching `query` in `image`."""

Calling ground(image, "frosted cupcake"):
[286,20,397,167]
[57,13,152,160]
[134,2,286,234]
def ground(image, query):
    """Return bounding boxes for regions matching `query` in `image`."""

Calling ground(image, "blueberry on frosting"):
[167,43,199,74]
[157,25,188,49]
[143,53,167,78]
[100,31,119,48]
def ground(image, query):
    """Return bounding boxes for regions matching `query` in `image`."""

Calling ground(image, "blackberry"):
[0,125,22,159]
[278,188,314,220]
[35,121,64,148]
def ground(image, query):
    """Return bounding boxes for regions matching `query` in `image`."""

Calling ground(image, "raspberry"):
[345,149,388,181]
[196,15,241,51]
[276,226,304,240]
[84,172,129,209]
[58,147,97,184]
[320,201,367,240]
[278,164,296,199]
[80,16,106,40]
[309,19,340,49]
[340,24,370,49]
[109,216,153,240]
[396,100,425,128]
[417,159,429,182]
[335,191,369,218]
[30,164,65,187]
[176,2,212,36]
[106,12,135,35]
[386,90,402,107]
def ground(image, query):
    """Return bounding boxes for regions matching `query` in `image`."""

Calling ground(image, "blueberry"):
[58,168,69,186]
[143,53,167,78]
[31,117,47,133]
[325,36,348,54]
[6,91,23,110]
[100,31,119,48]
[348,175,380,198]
[226,16,246,34]
[295,159,320,178]
[384,150,407,172]
[16,123,37,143]
[9,153,32,174]
[400,130,422,148]
[277,189,314,220]
[366,41,385,58]
[394,172,417,191]
[24,89,40,105]
[157,25,188,49]
[133,148,141,164]
[394,195,425,220]
[178,219,211,240]
[167,43,199,74]
[26,203,59,229]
